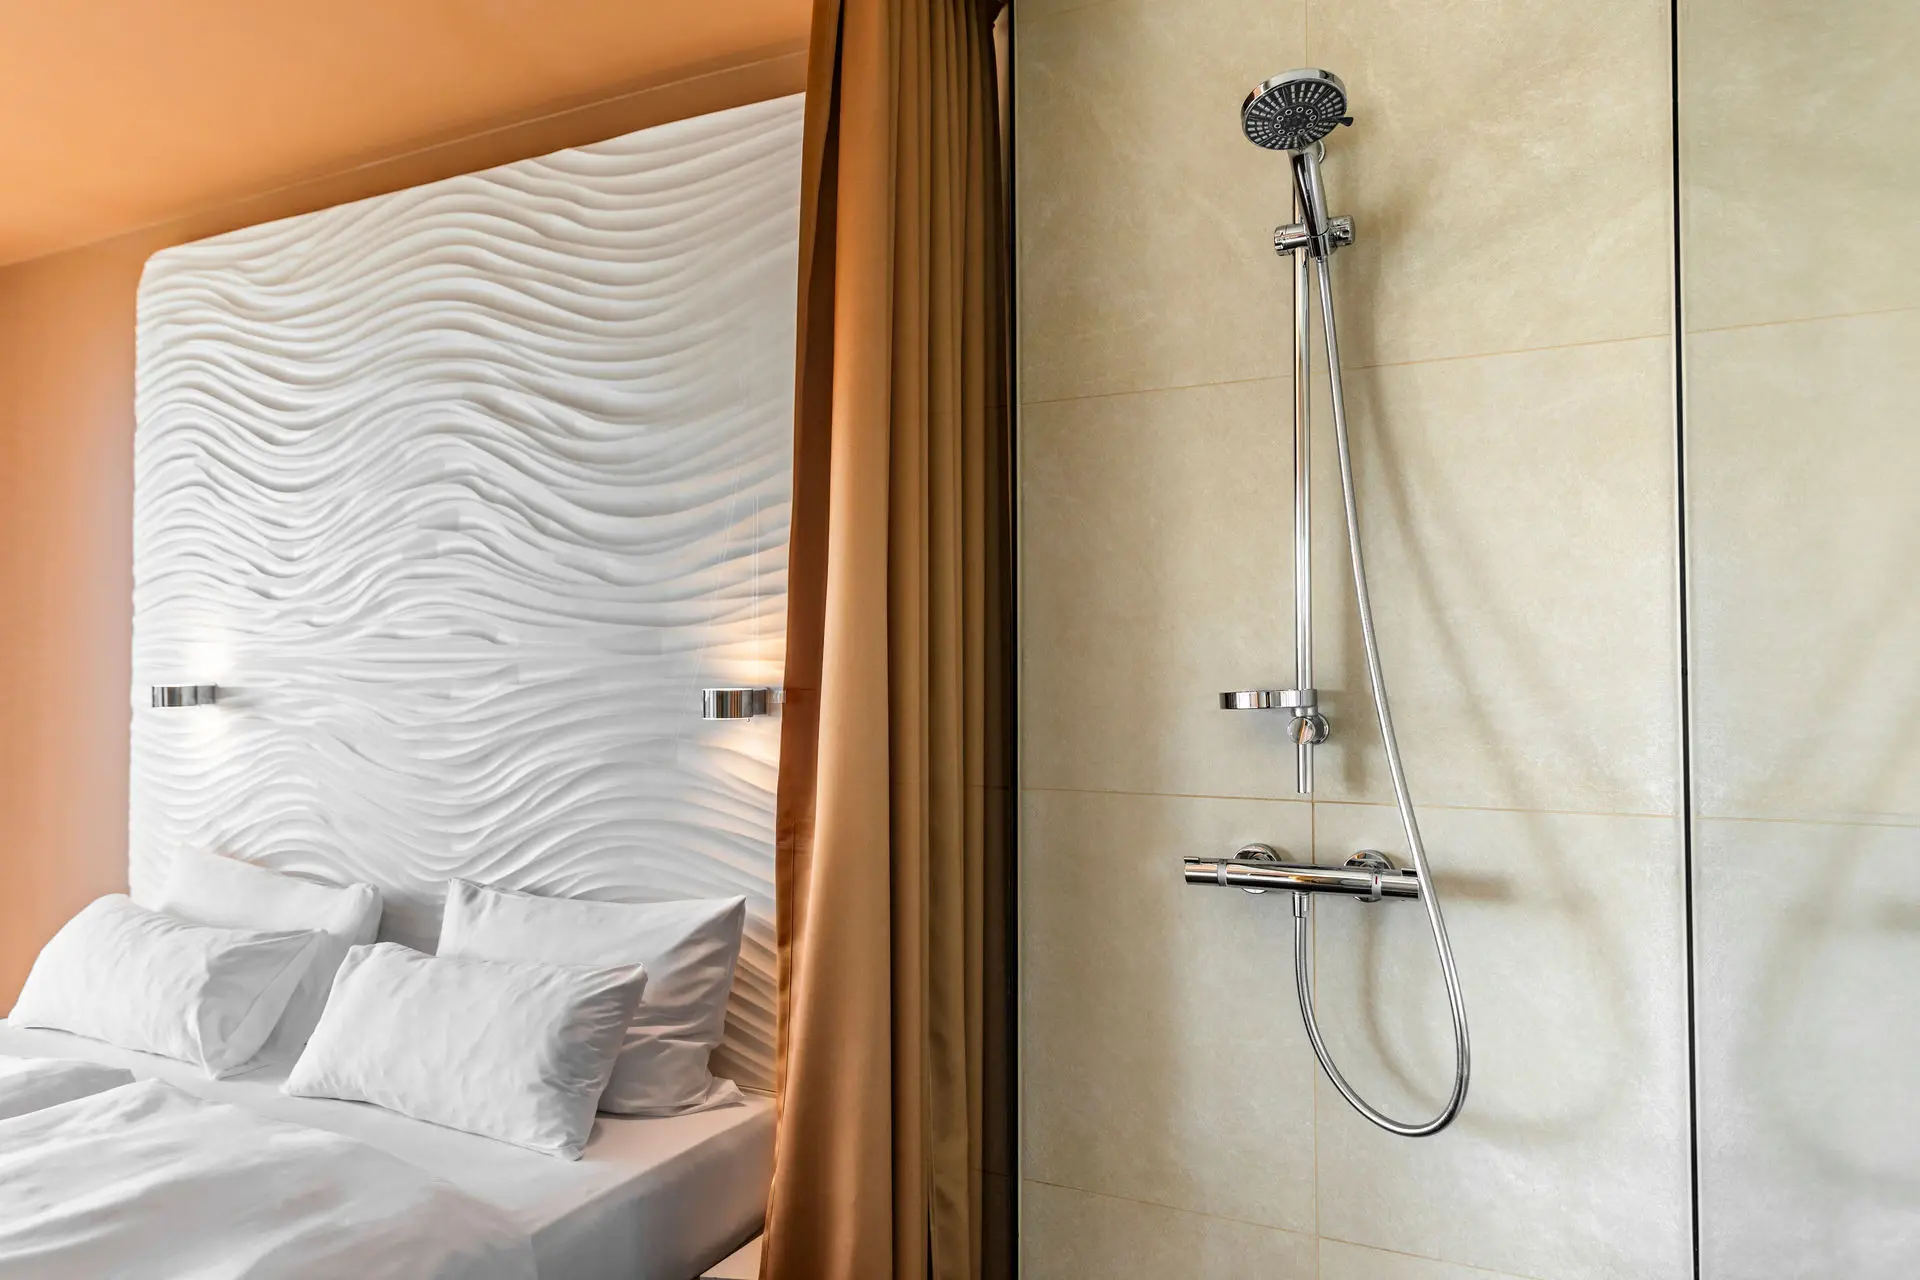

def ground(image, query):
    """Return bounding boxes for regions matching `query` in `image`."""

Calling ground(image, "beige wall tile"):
[1307,0,1672,367]
[1014,0,1109,19]
[1681,0,1920,331]
[1021,1181,1317,1280]
[1309,804,1690,1280]
[1021,788,1318,1232]
[1020,340,1680,817]
[1016,0,1694,1271]
[1685,310,1920,825]
[1020,378,1310,800]
[1015,0,1306,402]
[1694,819,1920,1279]
[1308,339,1678,817]
[1319,1239,1536,1280]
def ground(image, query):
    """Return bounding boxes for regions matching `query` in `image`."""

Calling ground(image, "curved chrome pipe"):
[1290,144,1472,1138]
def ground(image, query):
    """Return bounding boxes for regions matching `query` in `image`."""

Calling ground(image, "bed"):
[0,1023,772,1280]
[42,87,805,1280]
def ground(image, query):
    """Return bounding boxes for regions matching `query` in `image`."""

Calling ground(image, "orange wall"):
[0,1,811,265]
[0,51,806,1003]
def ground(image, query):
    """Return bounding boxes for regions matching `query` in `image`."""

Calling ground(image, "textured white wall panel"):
[131,94,803,1091]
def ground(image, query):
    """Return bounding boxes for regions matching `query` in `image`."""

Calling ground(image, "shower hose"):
[1296,253,1471,1137]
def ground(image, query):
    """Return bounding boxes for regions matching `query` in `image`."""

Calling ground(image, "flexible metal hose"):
[1291,252,1471,1137]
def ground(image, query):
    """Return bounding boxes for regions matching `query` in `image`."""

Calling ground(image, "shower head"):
[1242,69,1351,152]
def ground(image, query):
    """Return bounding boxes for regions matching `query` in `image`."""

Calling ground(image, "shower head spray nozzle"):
[1242,68,1351,152]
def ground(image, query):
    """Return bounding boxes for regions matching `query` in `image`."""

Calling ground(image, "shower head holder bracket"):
[1275,215,1354,258]
[1221,686,1330,747]
[1220,687,1317,711]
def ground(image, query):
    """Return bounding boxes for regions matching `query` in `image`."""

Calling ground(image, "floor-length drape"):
[762,0,1010,1276]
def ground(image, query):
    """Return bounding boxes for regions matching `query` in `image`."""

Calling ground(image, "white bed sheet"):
[0,1022,771,1280]
[0,1078,537,1280]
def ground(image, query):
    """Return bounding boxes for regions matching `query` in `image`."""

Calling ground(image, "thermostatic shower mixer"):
[1187,68,1472,1140]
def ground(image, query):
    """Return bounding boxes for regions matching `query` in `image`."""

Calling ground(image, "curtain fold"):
[764,0,1009,1276]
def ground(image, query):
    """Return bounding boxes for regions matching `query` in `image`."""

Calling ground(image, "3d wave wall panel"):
[130,94,803,1092]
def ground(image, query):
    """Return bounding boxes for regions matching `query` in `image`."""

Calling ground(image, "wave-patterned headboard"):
[130,94,802,1092]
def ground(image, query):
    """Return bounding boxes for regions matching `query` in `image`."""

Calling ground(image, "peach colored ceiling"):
[0,0,810,266]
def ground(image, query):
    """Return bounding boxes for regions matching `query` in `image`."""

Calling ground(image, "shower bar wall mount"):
[1274,214,1354,258]
[1219,171,1352,794]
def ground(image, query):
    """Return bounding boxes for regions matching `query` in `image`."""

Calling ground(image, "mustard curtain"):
[763,0,1010,1276]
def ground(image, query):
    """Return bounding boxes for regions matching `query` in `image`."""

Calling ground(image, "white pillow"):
[154,848,382,1061]
[438,881,747,1116]
[284,942,647,1160]
[7,896,320,1078]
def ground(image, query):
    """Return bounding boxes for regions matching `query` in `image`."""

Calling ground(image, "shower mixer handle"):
[1274,214,1354,258]
[1182,850,1420,901]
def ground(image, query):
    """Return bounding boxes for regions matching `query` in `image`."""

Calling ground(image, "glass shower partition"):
[1680,1,1920,1274]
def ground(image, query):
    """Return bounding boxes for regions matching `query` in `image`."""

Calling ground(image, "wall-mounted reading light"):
[701,687,779,720]
[151,685,219,708]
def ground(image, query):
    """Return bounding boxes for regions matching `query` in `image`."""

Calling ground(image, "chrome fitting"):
[1274,214,1354,258]
[1182,849,1420,901]
[1220,687,1318,711]
[1289,712,1330,745]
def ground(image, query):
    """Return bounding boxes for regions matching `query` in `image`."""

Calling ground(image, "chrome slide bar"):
[1218,183,1329,795]
[1289,180,1317,795]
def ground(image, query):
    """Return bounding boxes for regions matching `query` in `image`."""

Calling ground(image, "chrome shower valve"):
[1183,846,1420,901]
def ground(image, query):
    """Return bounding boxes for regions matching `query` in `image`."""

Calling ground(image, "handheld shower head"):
[1242,69,1351,152]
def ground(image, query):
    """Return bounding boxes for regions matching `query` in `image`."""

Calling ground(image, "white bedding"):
[0,1056,132,1121]
[0,1023,772,1280]
[0,1078,535,1279]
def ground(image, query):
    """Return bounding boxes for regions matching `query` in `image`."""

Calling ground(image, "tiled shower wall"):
[1681,1,1920,1275]
[1014,1,1689,1277]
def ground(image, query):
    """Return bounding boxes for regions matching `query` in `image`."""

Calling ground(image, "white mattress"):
[0,1023,771,1280]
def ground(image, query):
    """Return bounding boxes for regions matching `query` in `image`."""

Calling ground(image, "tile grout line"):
[1018,781,1920,834]
[1018,330,1676,410]
[1021,1176,1317,1243]
[1025,1177,1554,1280]
[1014,0,1116,23]
[1695,811,1920,832]
[1318,1234,1554,1280]
[1684,299,1920,338]
[1021,782,1681,823]
[1014,302,1918,418]
[1344,330,1672,372]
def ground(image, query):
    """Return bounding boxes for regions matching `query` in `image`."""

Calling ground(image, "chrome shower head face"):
[1242,69,1350,152]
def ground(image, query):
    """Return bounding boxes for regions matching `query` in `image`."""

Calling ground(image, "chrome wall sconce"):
[151,685,219,708]
[701,687,779,720]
